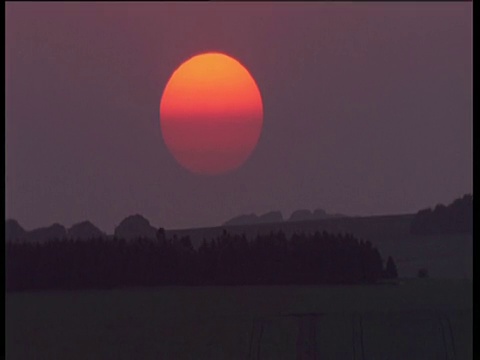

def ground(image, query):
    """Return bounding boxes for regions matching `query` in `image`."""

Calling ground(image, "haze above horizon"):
[5,2,472,233]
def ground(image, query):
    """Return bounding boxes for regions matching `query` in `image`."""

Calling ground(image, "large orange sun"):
[160,52,263,175]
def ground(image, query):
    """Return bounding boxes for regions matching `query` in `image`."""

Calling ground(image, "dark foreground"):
[6,279,472,360]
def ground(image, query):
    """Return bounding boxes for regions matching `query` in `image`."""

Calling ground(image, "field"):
[6,215,472,359]
[6,279,472,359]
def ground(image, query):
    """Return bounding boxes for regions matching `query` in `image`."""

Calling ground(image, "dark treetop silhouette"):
[410,194,472,235]
[6,229,396,292]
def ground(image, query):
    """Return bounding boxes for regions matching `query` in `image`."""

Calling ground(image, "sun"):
[160,52,264,175]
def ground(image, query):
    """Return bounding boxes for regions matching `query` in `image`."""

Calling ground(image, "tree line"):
[6,230,398,292]
[410,194,472,235]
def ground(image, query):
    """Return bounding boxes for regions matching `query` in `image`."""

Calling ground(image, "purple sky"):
[5,2,472,232]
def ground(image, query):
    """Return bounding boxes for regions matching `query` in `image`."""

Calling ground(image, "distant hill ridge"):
[410,194,472,235]
[114,214,157,240]
[223,208,345,226]
[68,221,105,239]
[5,215,158,242]
[5,219,26,241]
[6,194,472,242]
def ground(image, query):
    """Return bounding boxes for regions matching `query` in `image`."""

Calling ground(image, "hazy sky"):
[5,2,472,232]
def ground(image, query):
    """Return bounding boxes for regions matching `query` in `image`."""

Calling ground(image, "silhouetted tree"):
[384,256,398,279]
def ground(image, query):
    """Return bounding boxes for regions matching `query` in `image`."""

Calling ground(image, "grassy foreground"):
[6,279,472,359]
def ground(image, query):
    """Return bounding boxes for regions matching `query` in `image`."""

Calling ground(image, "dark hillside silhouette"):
[288,208,338,221]
[6,220,107,242]
[114,214,157,240]
[257,211,283,224]
[223,213,259,226]
[5,219,26,241]
[224,208,345,226]
[312,208,328,219]
[223,211,284,226]
[410,194,472,235]
[289,209,314,222]
[67,221,105,240]
[6,230,396,292]
[26,223,67,243]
